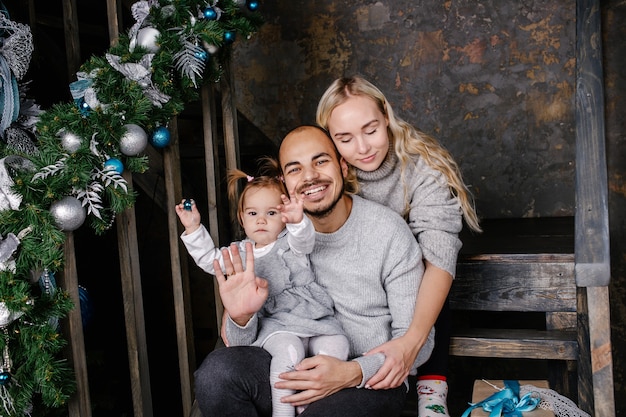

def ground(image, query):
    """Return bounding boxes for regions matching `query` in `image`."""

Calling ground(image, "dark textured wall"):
[232,1,576,219]
[230,0,625,412]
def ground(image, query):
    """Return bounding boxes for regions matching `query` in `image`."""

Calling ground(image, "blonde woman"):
[317,76,481,417]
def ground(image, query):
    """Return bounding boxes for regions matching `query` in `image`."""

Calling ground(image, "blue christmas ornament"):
[0,371,10,386]
[203,7,218,20]
[224,30,236,43]
[195,49,208,62]
[104,158,124,174]
[246,0,260,11]
[74,97,91,116]
[150,126,171,148]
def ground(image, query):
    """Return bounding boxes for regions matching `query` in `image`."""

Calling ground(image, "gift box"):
[469,380,554,417]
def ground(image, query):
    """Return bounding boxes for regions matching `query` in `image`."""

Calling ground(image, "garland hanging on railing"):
[0,0,262,414]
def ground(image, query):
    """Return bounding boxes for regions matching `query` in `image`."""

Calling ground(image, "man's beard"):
[303,183,344,219]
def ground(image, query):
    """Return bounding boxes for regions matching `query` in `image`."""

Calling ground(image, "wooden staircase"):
[445,0,615,414]
[450,217,579,401]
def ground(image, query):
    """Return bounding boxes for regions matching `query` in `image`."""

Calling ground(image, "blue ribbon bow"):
[461,380,541,417]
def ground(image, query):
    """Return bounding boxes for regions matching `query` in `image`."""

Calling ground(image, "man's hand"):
[214,242,268,326]
[363,335,419,389]
[275,356,362,406]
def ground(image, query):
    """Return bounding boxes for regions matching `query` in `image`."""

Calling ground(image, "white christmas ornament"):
[202,41,219,55]
[0,156,22,211]
[50,196,87,231]
[59,131,82,153]
[120,123,148,156]
[136,27,161,53]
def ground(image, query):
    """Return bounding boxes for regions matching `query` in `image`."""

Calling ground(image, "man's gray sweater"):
[228,195,434,388]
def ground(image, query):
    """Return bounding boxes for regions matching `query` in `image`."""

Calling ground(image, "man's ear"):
[340,156,349,178]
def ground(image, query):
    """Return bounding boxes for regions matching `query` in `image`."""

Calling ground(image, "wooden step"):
[451,253,576,312]
[450,217,577,362]
[450,328,578,359]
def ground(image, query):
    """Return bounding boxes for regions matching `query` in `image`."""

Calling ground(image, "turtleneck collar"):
[355,142,398,182]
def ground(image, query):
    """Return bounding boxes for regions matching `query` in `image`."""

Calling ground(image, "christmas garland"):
[0,0,262,414]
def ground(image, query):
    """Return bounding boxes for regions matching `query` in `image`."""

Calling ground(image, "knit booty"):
[417,379,450,416]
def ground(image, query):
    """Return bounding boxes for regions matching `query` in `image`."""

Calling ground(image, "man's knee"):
[194,347,273,416]
[194,346,271,390]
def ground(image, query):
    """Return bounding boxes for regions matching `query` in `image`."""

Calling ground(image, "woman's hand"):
[275,356,362,406]
[214,242,268,326]
[364,263,452,389]
[363,335,421,389]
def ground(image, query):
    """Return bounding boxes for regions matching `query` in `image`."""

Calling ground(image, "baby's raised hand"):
[175,198,201,234]
[279,193,304,225]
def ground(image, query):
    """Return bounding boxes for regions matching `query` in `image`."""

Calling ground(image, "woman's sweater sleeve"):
[407,160,463,277]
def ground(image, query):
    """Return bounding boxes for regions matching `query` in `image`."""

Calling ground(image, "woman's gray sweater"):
[356,149,463,277]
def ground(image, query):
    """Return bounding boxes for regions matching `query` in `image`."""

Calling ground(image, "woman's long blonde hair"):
[316,76,481,232]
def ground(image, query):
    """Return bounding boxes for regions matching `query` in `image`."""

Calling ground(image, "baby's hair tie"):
[246,175,254,182]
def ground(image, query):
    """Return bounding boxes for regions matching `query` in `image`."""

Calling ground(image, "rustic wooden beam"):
[575,0,615,415]
[575,0,611,288]
[116,178,154,417]
[61,0,80,80]
[220,59,241,234]
[58,2,88,416]
[451,258,576,312]
[106,0,120,46]
[450,329,578,360]
[60,232,92,417]
[163,117,196,416]
[201,84,224,335]
[102,6,154,416]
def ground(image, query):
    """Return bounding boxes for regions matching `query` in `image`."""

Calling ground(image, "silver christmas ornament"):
[120,123,148,156]
[0,303,24,327]
[136,27,161,53]
[50,196,86,231]
[59,131,82,153]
